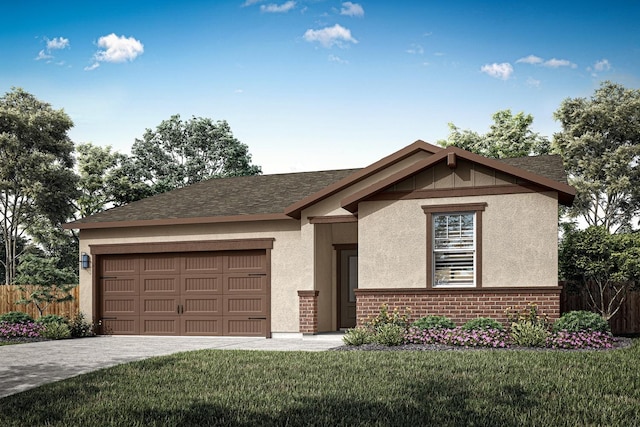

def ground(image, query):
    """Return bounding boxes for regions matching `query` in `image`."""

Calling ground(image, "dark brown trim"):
[355,286,562,295]
[266,248,272,338]
[309,215,358,224]
[340,146,575,213]
[447,152,457,169]
[333,243,358,250]
[90,238,275,255]
[424,203,487,289]
[64,213,293,230]
[297,290,319,297]
[284,140,442,219]
[369,183,547,202]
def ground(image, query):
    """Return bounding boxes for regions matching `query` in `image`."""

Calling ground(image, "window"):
[422,203,487,288]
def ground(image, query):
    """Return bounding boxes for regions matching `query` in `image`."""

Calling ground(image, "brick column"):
[298,290,319,334]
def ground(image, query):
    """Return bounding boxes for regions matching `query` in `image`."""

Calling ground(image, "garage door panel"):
[223,295,267,316]
[102,277,138,295]
[224,274,267,294]
[182,274,222,295]
[141,297,180,315]
[183,253,223,273]
[142,318,180,335]
[224,250,266,272]
[141,255,180,274]
[103,295,139,315]
[141,275,180,295]
[224,317,267,336]
[182,316,222,336]
[102,317,139,335]
[102,256,139,275]
[183,296,220,315]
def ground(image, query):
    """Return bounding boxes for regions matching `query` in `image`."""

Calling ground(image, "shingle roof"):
[65,148,570,229]
[68,169,359,226]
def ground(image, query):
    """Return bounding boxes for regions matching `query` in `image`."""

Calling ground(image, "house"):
[64,140,575,337]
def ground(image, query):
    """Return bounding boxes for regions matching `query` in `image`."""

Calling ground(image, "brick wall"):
[355,287,561,327]
[297,290,319,334]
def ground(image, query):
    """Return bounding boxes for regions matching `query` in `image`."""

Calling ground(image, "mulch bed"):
[332,337,634,352]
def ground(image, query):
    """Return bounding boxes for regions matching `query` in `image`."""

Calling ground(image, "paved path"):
[0,335,343,399]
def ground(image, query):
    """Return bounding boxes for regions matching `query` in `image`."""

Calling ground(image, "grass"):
[1,342,640,426]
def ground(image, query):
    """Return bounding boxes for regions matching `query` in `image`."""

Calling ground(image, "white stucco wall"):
[78,220,305,333]
[358,192,559,289]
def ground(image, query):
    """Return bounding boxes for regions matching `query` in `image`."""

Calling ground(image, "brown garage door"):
[98,250,269,336]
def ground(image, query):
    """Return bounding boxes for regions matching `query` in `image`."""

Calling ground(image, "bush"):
[404,326,510,348]
[36,314,68,326]
[546,330,614,349]
[69,312,96,338]
[42,322,71,340]
[342,326,374,346]
[366,304,411,330]
[510,321,549,347]
[0,311,34,324]
[0,321,44,339]
[552,310,610,333]
[373,323,405,346]
[462,317,503,331]
[411,315,455,330]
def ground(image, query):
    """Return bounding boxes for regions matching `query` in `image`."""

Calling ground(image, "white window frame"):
[432,212,476,287]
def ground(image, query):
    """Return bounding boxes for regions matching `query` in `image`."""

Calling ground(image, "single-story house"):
[64,140,575,337]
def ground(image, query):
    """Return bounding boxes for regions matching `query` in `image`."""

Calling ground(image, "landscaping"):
[0,340,639,426]
[0,311,95,344]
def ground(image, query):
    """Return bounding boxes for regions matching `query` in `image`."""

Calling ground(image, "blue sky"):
[1,0,639,173]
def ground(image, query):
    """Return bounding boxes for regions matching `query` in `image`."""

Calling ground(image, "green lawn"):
[2,342,640,426]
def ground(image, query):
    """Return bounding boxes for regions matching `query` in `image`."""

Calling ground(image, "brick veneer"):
[355,287,561,327]
[298,290,319,334]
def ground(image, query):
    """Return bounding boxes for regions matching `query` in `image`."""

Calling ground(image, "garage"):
[97,249,270,337]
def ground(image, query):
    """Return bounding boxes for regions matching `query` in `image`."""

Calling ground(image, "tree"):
[559,226,640,321]
[0,88,79,284]
[439,109,551,158]
[123,114,261,200]
[553,81,640,233]
[14,253,78,317]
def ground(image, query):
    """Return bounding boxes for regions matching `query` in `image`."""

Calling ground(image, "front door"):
[338,247,358,329]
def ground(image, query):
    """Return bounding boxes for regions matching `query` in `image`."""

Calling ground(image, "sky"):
[1,0,639,174]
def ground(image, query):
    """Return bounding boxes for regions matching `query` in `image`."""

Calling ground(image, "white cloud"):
[480,62,514,80]
[526,77,541,87]
[94,34,144,63]
[516,54,543,65]
[543,58,577,68]
[594,59,611,72]
[406,44,424,55]
[234,89,244,93]
[340,2,364,17]
[328,54,348,64]
[303,24,358,48]
[260,1,295,13]
[84,63,100,71]
[35,50,53,61]
[242,0,263,6]
[47,37,69,50]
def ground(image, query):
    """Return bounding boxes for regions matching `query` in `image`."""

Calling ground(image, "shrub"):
[411,315,455,330]
[0,321,44,339]
[342,327,373,346]
[373,323,405,346]
[552,310,610,333]
[366,304,411,330]
[404,326,510,348]
[69,312,96,338]
[462,317,503,331]
[0,311,34,324]
[42,322,71,340]
[506,303,550,330]
[36,314,68,326]
[510,321,549,347]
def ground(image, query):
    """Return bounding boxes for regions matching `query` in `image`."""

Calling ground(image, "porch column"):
[297,290,319,334]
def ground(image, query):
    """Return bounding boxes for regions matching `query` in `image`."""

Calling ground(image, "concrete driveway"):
[0,335,342,399]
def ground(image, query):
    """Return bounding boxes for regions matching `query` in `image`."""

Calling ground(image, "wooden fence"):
[561,286,640,335]
[0,285,80,319]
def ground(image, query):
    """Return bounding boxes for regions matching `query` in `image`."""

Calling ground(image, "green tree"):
[553,81,640,233]
[559,226,640,321]
[439,109,551,158]
[0,88,79,284]
[123,114,261,200]
[14,253,78,317]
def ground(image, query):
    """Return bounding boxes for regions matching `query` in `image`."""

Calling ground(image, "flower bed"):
[0,321,45,340]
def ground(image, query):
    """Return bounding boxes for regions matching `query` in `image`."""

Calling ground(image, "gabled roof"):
[64,169,359,229]
[340,146,576,212]
[283,140,442,219]
[64,140,574,230]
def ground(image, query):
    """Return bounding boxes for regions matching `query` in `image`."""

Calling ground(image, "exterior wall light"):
[81,253,91,269]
